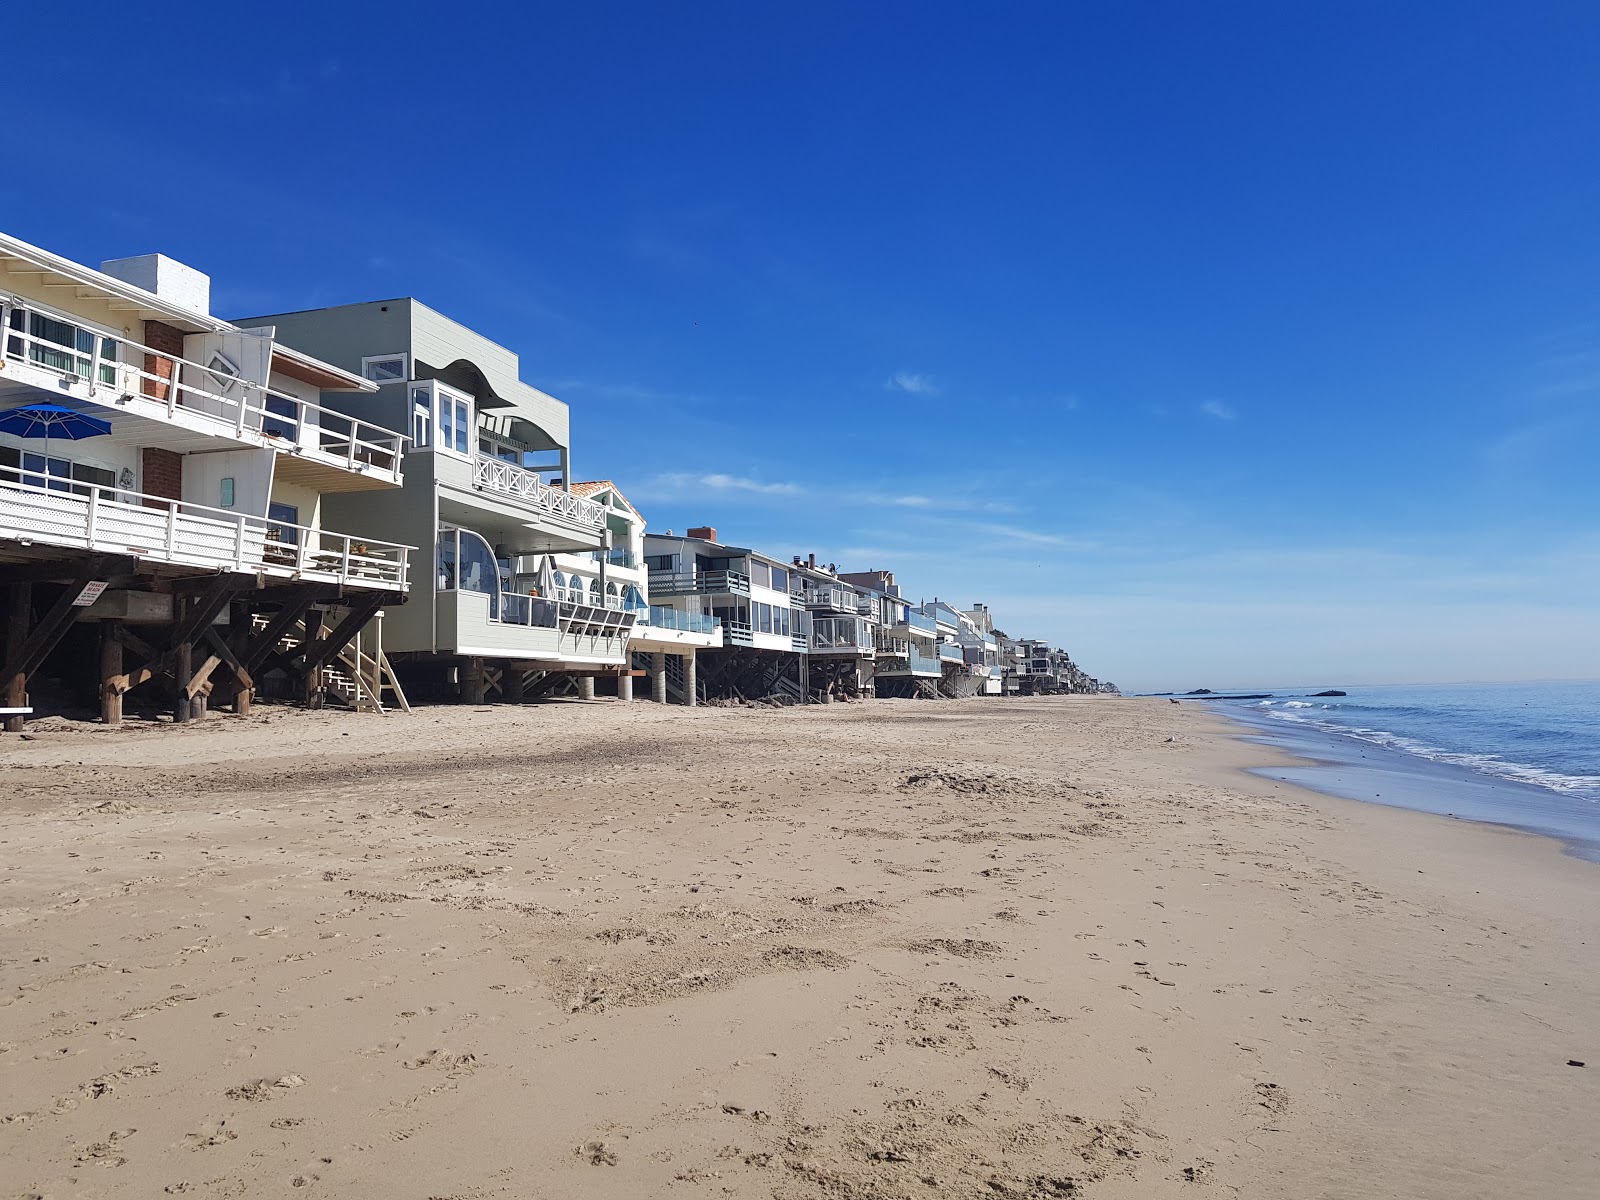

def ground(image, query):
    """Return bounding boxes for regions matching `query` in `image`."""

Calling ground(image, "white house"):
[0,232,411,726]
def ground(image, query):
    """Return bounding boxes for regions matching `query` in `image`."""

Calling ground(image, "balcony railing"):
[647,568,751,597]
[471,455,606,529]
[903,610,937,635]
[637,605,720,635]
[794,583,861,612]
[592,547,638,568]
[938,642,963,663]
[878,647,941,675]
[810,616,873,652]
[0,464,410,590]
[1,297,406,482]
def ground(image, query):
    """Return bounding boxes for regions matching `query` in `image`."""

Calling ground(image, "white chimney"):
[99,253,210,317]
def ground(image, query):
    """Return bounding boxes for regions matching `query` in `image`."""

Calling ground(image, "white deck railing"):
[471,456,605,529]
[1,297,407,482]
[0,466,410,590]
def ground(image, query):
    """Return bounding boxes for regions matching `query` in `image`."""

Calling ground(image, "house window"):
[206,351,240,395]
[409,383,471,456]
[438,392,470,456]
[267,501,300,545]
[361,354,409,384]
[220,477,236,508]
[749,561,771,589]
[10,310,119,385]
[770,566,788,593]
[778,606,791,637]
[644,554,675,571]
[0,446,115,495]
[411,388,432,448]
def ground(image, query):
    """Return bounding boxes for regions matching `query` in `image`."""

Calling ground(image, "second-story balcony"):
[0,462,410,591]
[899,610,938,636]
[1,296,406,488]
[470,454,607,531]
[810,615,875,655]
[590,547,639,569]
[794,582,863,613]
[647,567,751,598]
[938,641,964,663]
[637,605,720,635]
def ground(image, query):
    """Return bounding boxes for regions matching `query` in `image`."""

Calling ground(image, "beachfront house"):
[790,555,878,700]
[557,481,720,703]
[235,300,631,702]
[0,233,412,727]
[643,527,803,702]
[918,600,996,698]
[837,569,941,698]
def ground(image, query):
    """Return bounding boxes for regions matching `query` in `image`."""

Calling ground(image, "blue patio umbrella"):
[0,402,112,485]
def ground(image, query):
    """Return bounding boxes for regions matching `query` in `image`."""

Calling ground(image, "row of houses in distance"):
[0,230,1115,728]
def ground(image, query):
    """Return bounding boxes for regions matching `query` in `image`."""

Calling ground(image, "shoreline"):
[1199,699,1600,865]
[2,696,1595,1197]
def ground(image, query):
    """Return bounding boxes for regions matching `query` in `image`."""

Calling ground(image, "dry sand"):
[1,696,1595,1199]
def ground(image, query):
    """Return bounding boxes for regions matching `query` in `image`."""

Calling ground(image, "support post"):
[462,656,486,704]
[100,620,123,725]
[651,651,667,704]
[4,583,31,732]
[302,607,326,709]
[577,675,596,701]
[617,670,633,701]
[503,665,524,703]
[683,649,697,707]
[173,598,193,724]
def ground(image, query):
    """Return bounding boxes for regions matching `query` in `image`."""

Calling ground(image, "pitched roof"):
[568,480,644,523]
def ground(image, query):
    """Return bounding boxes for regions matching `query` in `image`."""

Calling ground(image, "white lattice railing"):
[0,465,410,590]
[1,296,407,482]
[471,455,605,529]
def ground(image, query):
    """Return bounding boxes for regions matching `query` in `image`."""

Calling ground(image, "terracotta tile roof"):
[567,480,643,523]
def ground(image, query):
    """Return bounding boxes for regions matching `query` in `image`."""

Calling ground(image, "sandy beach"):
[1,696,1595,1199]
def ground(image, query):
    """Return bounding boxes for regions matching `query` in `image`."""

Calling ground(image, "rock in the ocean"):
[1312,690,1347,697]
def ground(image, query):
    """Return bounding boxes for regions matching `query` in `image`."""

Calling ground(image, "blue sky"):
[5,2,1598,691]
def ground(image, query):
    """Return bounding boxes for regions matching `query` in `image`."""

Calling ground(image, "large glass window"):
[437,527,500,619]
[749,560,771,589]
[0,446,116,495]
[770,566,788,593]
[778,606,791,637]
[267,501,300,546]
[8,310,118,385]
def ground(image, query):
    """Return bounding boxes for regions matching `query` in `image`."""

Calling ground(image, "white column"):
[683,650,697,707]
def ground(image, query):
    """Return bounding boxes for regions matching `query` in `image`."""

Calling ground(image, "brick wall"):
[141,320,186,403]
[141,448,182,506]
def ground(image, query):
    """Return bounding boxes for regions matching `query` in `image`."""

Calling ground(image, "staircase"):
[252,610,410,713]
[664,653,687,703]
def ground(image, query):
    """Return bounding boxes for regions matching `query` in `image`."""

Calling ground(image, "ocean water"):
[1202,681,1600,861]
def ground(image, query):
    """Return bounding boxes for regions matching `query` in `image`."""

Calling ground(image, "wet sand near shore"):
[1,696,1595,1198]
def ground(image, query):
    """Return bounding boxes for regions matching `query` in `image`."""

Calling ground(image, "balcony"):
[436,587,633,662]
[876,647,942,677]
[637,605,720,635]
[795,583,860,612]
[809,616,874,655]
[1,297,406,486]
[938,642,964,663]
[0,463,410,591]
[902,611,937,636]
[592,547,639,569]
[721,618,754,647]
[471,455,606,530]
[647,568,751,598]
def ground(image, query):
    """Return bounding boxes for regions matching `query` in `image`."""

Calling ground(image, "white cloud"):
[702,473,802,495]
[887,371,939,396]
[643,472,802,497]
[1199,400,1237,420]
